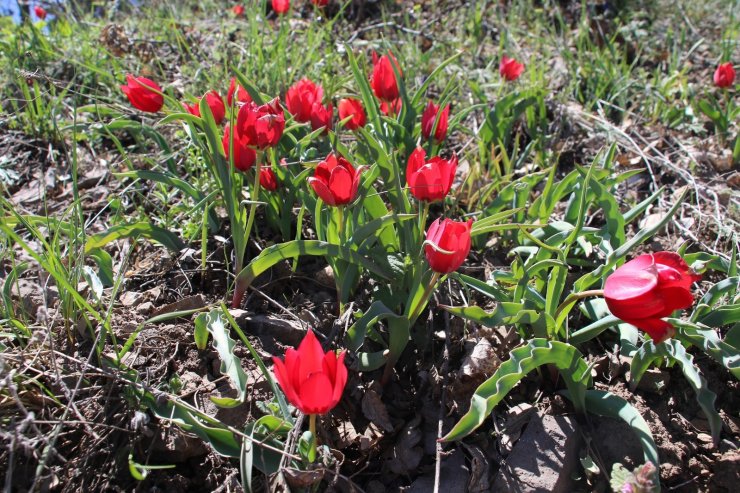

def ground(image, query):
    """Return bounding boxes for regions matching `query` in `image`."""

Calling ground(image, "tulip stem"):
[337,206,345,243]
[231,152,263,308]
[554,289,605,322]
[309,413,317,463]
[418,201,430,240]
[409,271,441,324]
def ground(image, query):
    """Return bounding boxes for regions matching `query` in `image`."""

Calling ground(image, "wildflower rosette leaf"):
[424,218,473,274]
[120,74,164,113]
[272,330,347,415]
[406,148,457,202]
[604,252,701,343]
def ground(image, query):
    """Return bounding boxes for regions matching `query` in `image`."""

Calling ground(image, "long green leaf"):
[85,222,184,253]
[441,339,590,441]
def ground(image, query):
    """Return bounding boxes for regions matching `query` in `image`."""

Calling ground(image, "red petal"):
[297,372,334,414]
[308,177,337,206]
[328,165,353,205]
[297,330,325,384]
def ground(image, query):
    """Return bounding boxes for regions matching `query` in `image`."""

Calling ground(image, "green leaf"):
[194,311,248,407]
[85,222,184,253]
[578,390,659,467]
[671,318,740,379]
[569,315,622,345]
[442,303,543,329]
[233,240,393,290]
[441,339,590,441]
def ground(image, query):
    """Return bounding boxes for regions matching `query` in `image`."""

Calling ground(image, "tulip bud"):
[421,101,450,142]
[272,330,347,415]
[499,55,524,82]
[34,6,47,20]
[604,252,701,343]
[120,74,164,113]
[424,218,473,274]
[232,5,245,16]
[713,62,736,88]
[338,98,366,130]
[259,167,279,191]
[223,125,257,172]
[379,98,402,116]
[308,153,365,206]
[286,78,324,123]
[406,148,457,202]
[310,102,333,134]
[272,0,290,14]
[371,52,402,102]
[184,90,226,124]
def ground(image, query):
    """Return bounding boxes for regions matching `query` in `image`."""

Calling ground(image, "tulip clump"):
[604,252,701,343]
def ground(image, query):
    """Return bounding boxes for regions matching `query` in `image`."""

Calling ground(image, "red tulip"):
[714,62,736,88]
[259,168,279,191]
[310,102,333,134]
[421,101,450,142]
[183,91,226,124]
[308,153,365,206]
[424,218,473,274]
[223,125,257,172]
[34,6,47,20]
[604,252,701,343]
[232,5,245,16]
[272,330,347,415]
[499,55,524,82]
[227,77,252,107]
[406,148,457,202]
[286,78,324,123]
[236,98,285,149]
[338,98,366,130]
[272,0,290,14]
[379,98,402,116]
[311,0,329,6]
[120,74,164,113]
[371,51,402,102]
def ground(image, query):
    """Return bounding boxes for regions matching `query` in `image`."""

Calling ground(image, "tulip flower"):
[120,74,164,113]
[34,6,47,20]
[406,148,457,203]
[421,101,450,142]
[338,98,366,130]
[272,0,290,14]
[379,98,402,116]
[183,90,226,124]
[272,329,347,415]
[499,55,524,82]
[227,77,252,107]
[232,5,245,16]
[714,62,736,88]
[223,125,257,172]
[424,218,473,274]
[236,98,285,149]
[371,52,402,102]
[604,252,701,343]
[286,78,324,123]
[308,153,365,206]
[259,167,279,191]
[310,102,333,134]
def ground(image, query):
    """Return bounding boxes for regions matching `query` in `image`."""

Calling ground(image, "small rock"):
[406,448,469,493]
[314,265,334,287]
[492,413,580,493]
[362,389,393,432]
[136,301,154,315]
[152,294,207,316]
[120,291,143,307]
[697,433,713,444]
[460,337,501,379]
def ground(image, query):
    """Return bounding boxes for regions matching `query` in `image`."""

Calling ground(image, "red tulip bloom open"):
[286,78,324,123]
[120,74,164,113]
[272,0,290,14]
[236,98,285,149]
[338,98,366,130]
[371,52,402,102]
[406,148,457,202]
[227,77,252,107]
[424,218,473,274]
[713,62,736,88]
[604,252,701,343]
[308,153,365,206]
[272,330,347,415]
[421,101,450,142]
[499,55,524,82]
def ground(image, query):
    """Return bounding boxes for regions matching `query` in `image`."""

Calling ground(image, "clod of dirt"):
[588,416,645,469]
[492,413,580,493]
[406,448,469,492]
[634,368,671,394]
[384,415,423,475]
[152,294,207,316]
[710,449,740,492]
[229,310,306,348]
[459,337,501,380]
[119,291,143,308]
[500,403,535,454]
[361,388,394,432]
[150,428,209,463]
